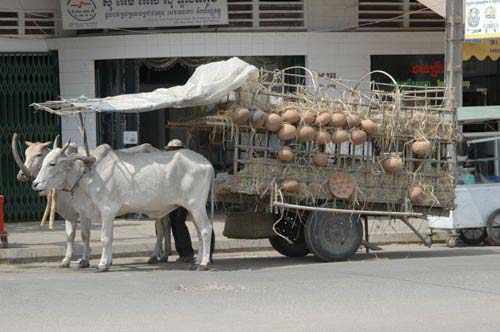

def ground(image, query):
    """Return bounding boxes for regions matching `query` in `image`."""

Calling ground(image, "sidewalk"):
[0,213,271,264]
[0,213,448,264]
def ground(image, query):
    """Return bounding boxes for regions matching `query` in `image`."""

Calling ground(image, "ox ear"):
[25,141,33,146]
[42,141,52,148]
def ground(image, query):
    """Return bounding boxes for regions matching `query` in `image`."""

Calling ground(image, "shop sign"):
[61,0,228,30]
[465,0,500,39]
[464,38,500,60]
[371,55,471,89]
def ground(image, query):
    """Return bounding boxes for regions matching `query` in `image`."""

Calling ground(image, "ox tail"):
[210,169,215,225]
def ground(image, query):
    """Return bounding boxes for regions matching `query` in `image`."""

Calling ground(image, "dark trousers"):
[170,207,215,258]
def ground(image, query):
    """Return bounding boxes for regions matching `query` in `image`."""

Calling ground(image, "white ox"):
[12,135,171,268]
[32,141,214,272]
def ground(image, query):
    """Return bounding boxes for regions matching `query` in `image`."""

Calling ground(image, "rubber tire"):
[305,211,362,262]
[458,228,487,245]
[269,236,310,257]
[486,209,500,246]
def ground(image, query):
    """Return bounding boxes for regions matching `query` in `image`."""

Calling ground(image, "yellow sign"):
[463,38,500,60]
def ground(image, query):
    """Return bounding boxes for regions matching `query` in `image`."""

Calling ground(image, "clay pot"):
[315,112,331,127]
[278,146,294,162]
[298,126,316,142]
[329,172,355,199]
[331,129,349,144]
[233,107,250,125]
[331,112,346,128]
[265,113,283,132]
[315,130,331,145]
[350,129,367,145]
[282,109,301,124]
[361,119,378,136]
[346,114,361,128]
[409,186,424,204]
[281,179,300,193]
[251,109,268,128]
[303,111,317,126]
[312,153,329,167]
[383,156,404,174]
[411,140,432,158]
[278,124,297,141]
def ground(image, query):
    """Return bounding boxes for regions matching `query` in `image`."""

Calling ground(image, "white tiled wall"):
[44,31,444,147]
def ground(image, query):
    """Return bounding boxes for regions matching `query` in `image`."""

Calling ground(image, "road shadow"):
[66,245,500,274]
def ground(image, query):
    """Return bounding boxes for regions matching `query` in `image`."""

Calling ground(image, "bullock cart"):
[31,58,458,262]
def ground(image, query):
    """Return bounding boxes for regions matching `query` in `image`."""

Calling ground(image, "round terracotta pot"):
[315,130,331,145]
[383,156,403,174]
[251,109,268,128]
[297,126,316,142]
[411,140,432,158]
[303,111,317,126]
[331,129,349,144]
[350,129,367,145]
[265,113,283,132]
[278,124,297,141]
[409,186,424,204]
[315,112,331,127]
[282,109,301,124]
[346,114,361,128]
[361,119,378,136]
[312,153,329,167]
[233,107,250,125]
[331,112,346,128]
[278,146,294,162]
[281,179,300,193]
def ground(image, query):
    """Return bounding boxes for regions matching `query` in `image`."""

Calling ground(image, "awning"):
[416,0,445,17]
[463,39,500,61]
[458,105,500,123]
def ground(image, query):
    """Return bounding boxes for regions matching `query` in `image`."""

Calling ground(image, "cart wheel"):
[305,211,362,262]
[486,209,500,246]
[269,235,309,257]
[458,228,487,245]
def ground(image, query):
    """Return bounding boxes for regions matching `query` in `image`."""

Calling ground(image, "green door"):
[0,52,60,221]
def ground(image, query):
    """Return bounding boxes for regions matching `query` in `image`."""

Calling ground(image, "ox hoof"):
[59,260,71,268]
[95,264,110,273]
[191,264,210,271]
[78,259,90,269]
[147,256,159,265]
[158,256,169,263]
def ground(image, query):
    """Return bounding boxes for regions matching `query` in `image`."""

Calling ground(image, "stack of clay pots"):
[232,106,380,148]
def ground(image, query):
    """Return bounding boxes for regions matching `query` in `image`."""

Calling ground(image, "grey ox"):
[31,140,214,272]
[12,134,172,268]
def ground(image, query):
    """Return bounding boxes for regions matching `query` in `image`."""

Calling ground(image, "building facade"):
[1,0,446,220]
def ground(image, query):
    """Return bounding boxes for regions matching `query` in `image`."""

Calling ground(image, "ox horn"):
[53,135,60,149]
[61,139,71,154]
[11,133,32,179]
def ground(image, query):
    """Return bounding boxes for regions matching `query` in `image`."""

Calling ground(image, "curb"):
[0,239,273,264]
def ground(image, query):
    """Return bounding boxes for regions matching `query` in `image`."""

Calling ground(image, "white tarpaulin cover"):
[70,57,258,113]
[416,0,445,17]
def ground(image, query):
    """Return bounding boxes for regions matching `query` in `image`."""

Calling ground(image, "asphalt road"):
[1,245,500,332]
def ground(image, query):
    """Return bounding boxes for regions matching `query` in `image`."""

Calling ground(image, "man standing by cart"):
[165,139,215,263]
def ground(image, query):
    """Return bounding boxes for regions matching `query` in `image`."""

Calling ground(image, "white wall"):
[45,31,443,147]
[306,0,357,31]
